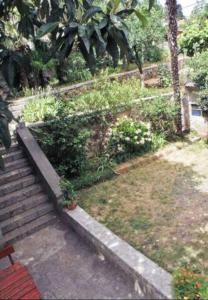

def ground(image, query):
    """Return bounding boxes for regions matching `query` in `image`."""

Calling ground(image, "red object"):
[0,245,15,264]
[0,245,41,300]
[68,202,77,210]
[0,262,41,299]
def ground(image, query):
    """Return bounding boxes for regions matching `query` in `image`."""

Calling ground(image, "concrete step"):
[3,150,24,164]
[0,193,49,222]
[0,158,29,175]
[3,213,57,244]
[0,166,33,186]
[1,203,54,234]
[0,183,43,209]
[0,175,37,197]
[0,143,19,156]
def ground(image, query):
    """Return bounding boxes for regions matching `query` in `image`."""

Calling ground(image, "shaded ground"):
[78,140,208,274]
[0,220,141,299]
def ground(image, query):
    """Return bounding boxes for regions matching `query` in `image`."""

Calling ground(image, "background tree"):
[126,0,166,64]
[0,0,155,159]
[166,0,182,134]
[176,4,184,20]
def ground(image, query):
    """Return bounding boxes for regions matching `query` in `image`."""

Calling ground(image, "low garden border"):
[16,124,173,299]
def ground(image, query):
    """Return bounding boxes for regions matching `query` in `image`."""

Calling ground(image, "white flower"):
[136,129,141,134]
[140,138,145,145]
[146,123,151,129]
[125,137,130,141]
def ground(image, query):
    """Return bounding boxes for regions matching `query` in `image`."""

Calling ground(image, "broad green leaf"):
[36,22,59,39]
[65,0,76,20]
[82,6,102,22]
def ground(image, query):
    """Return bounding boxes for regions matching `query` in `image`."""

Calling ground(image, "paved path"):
[0,220,141,299]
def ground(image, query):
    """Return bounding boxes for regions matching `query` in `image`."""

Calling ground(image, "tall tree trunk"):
[166,0,182,134]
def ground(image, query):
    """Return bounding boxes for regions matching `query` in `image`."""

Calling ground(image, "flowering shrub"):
[108,117,152,161]
[173,267,208,300]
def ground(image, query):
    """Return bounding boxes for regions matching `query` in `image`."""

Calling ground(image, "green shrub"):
[32,119,91,178]
[140,97,177,138]
[22,96,59,123]
[151,132,166,151]
[173,266,208,300]
[187,51,208,89]
[179,20,208,56]
[199,90,208,112]
[59,178,77,206]
[158,64,172,88]
[108,117,152,161]
[65,52,92,83]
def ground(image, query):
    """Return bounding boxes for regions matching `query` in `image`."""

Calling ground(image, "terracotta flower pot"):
[67,202,77,210]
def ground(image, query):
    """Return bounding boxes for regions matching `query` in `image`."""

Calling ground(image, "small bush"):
[173,266,208,300]
[140,97,177,138]
[108,117,152,161]
[158,64,172,88]
[32,119,91,178]
[59,178,77,206]
[199,90,208,112]
[187,51,208,89]
[22,96,59,123]
[65,52,92,83]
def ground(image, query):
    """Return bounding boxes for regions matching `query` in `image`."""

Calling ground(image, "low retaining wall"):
[16,124,173,299]
[16,124,63,211]
[63,207,172,299]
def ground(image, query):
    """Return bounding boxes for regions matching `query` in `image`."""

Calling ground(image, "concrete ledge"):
[16,124,63,211]
[62,206,173,299]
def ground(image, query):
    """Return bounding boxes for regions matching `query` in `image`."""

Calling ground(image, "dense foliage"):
[173,266,208,300]
[31,93,176,186]
[126,1,166,63]
[199,90,208,113]
[157,64,172,88]
[0,0,156,93]
[22,77,171,123]
[139,96,177,138]
[186,50,208,89]
[179,2,208,56]
[108,117,152,161]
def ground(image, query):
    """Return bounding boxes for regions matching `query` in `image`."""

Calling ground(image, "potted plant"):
[60,179,77,210]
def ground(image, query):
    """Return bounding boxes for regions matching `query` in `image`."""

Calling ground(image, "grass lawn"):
[78,140,208,274]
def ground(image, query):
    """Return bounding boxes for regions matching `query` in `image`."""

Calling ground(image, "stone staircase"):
[0,142,57,244]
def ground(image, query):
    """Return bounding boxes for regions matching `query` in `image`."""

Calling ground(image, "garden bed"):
[78,140,208,274]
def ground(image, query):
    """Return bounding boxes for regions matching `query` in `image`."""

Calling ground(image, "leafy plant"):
[32,119,91,178]
[158,64,172,88]
[179,19,208,56]
[199,90,208,113]
[64,52,92,83]
[187,51,208,89]
[139,96,177,138]
[22,77,172,123]
[22,96,59,123]
[126,1,166,63]
[59,178,77,207]
[108,117,152,161]
[173,266,208,300]
[36,0,155,74]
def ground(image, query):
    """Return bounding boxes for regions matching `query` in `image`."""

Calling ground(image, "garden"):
[1,0,208,299]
